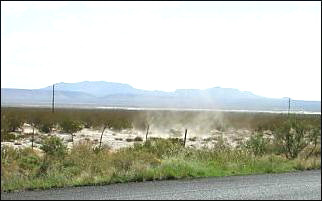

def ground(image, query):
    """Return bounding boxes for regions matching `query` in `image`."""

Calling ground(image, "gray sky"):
[1,1,321,101]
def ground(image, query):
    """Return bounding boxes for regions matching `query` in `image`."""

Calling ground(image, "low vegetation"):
[0,107,321,192]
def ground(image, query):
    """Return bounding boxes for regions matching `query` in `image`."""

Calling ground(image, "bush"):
[26,112,54,134]
[134,136,143,142]
[40,136,67,158]
[1,112,24,133]
[38,119,54,133]
[126,138,134,142]
[60,119,83,134]
[244,132,270,156]
[272,118,311,159]
[1,132,17,142]
[59,119,83,143]
[304,126,321,159]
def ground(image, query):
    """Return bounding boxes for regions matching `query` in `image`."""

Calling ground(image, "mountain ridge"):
[1,81,321,112]
[40,81,264,99]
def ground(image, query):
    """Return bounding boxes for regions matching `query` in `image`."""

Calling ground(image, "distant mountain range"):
[1,81,321,112]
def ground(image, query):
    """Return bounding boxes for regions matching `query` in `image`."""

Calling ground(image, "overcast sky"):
[1,1,321,101]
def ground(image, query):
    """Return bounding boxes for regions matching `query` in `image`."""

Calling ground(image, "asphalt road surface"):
[1,170,321,200]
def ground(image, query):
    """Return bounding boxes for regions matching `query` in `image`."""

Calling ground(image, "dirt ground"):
[1,123,269,152]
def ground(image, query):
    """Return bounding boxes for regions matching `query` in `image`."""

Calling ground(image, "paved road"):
[1,170,321,200]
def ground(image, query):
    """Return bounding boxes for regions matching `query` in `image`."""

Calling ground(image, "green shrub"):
[59,119,83,143]
[38,122,54,133]
[1,112,24,133]
[40,136,67,158]
[244,132,270,156]
[134,136,143,142]
[24,113,55,153]
[272,118,311,159]
[1,132,17,142]
[304,126,321,159]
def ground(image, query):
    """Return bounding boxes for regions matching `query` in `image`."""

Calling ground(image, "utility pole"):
[52,84,55,113]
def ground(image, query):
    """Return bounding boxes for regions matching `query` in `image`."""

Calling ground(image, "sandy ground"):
[1,123,271,153]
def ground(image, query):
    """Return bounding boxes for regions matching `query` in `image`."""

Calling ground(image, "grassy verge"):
[1,137,320,192]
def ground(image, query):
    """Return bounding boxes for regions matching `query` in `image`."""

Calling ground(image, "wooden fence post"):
[32,127,34,150]
[183,129,187,147]
[99,125,107,150]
